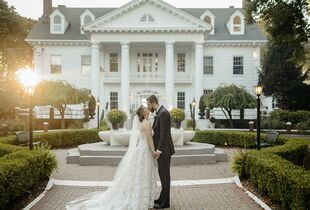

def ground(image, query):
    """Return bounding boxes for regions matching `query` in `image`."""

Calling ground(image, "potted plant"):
[170,108,185,129]
[209,116,216,129]
[119,111,128,129]
[107,109,123,130]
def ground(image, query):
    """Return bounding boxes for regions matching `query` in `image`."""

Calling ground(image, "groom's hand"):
[155,151,161,159]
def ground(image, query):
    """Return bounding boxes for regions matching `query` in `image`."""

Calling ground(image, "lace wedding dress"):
[66,116,157,210]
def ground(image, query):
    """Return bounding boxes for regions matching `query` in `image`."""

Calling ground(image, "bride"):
[66,106,157,210]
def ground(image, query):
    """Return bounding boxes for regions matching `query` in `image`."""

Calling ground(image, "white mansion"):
[26,0,268,122]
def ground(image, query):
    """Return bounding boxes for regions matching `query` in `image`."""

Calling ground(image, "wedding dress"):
[66,116,157,210]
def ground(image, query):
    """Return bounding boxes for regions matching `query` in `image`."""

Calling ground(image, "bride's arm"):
[143,121,155,154]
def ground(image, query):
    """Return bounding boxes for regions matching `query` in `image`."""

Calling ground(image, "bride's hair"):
[136,105,145,123]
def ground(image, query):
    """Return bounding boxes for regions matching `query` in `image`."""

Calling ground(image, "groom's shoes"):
[153,203,170,209]
[154,199,160,204]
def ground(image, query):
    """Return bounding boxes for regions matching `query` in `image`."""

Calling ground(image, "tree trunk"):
[59,105,66,129]
[227,108,233,128]
[240,109,244,120]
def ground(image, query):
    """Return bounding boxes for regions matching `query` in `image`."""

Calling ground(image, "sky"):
[5,0,243,20]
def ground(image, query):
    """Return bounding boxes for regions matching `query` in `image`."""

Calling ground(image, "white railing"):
[103,72,192,82]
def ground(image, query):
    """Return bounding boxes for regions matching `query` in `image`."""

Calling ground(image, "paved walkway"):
[29,148,265,210]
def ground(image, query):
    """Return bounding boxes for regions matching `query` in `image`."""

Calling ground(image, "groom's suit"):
[152,105,175,207]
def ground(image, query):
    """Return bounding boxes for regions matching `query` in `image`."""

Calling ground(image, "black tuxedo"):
[152,105,175,206]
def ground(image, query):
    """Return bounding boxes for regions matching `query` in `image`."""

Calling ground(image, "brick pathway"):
[29,148,264,210]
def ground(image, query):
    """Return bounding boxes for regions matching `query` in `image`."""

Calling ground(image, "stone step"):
[78,142,215,157]
[79,154,217,166]
[66,142,228,166]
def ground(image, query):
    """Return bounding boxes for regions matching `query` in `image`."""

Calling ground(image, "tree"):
[0,0,36,119]
[0,0,36,80]
[244,0,310,110]
[34,80,90,129]
[203,84,256,128]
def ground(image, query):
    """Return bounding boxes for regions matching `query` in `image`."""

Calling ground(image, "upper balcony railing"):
[103,72,192,83]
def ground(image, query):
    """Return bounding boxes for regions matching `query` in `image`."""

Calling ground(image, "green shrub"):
[269,109,310,126]
[0,145,57,209]
[107,109,123,124]
[0,143,24,157]
[0,135,18,145]
[170,108,185,122]
[34,129,101,148]
[261,116,286,129]
[186,119,193,129]
[233,138,310,210]
[192,130,266,148]
[296,120,310,134]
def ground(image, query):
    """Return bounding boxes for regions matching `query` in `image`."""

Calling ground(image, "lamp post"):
[97,99,100,129]
[255,85,263,150]
[192,99,196,131]
[17,68,39,150]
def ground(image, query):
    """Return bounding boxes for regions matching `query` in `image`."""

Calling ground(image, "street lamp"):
[17,68,39,150]
[97,99,100,129]
[192,99,196,131]
[255,84,263,150]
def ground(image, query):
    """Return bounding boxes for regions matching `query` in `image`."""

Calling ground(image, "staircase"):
[67,142,228,166]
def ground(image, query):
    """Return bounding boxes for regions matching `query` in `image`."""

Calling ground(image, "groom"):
[147,95,175,209]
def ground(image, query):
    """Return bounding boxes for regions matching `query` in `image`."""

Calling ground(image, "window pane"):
[110,53,118,72]
[203,56,213,74]
[81,55,91,75]
[233,56,243,74]
[204,16,211,24]
[110,92,118,109]
[54,15,61,24]
[51,55,62,74]
[233,16,241,24]
[177,53,185,72]
[53,24,62,32]
[84,15,92,24]
[203,89,213,95]
[177,92,185,109]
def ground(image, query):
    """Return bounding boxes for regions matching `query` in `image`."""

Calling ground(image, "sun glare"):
[16,68,40,89]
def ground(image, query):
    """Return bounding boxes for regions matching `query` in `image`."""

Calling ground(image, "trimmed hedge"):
[233,138,310,210]
[34,129,101,148]
[0,129,101,148]
[192,130,266,148]
[0,144,57,209]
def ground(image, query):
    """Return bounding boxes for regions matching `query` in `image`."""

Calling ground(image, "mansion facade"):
[26,0,268,122]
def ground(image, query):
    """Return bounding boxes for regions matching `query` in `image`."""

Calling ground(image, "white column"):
[91,42,100,99]
[121,42,130,114]
[165,41,174,110]
[194,42,204,110]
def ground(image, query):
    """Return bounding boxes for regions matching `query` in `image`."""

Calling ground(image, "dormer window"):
[80,9,95,34]
[49,9,68,34]
[204,16,211,24]
[140,14,155,22]
[227,10,245,35]
[84,15,92,25]
[200,10,215,34]
[233,16,241,32]
[53,15,62,32]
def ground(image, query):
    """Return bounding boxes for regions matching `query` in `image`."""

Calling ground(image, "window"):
[203,56,213,74]
[110,92,118,109]
[137,53,158,74]
[203,16,211,24]
[84,15,92,25]
[53,15,62,32]
[204,89,213,95]
[110,53,118,72]
[81,55,91,75]
[233,16,241,32]
[233,56,243,74]
[177,92,185,109]
[177,53,186,72]
[51,55,62,74]
[140,14,155,22]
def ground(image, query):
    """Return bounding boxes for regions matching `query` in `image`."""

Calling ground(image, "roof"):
[26,6,267,42]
